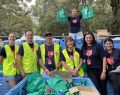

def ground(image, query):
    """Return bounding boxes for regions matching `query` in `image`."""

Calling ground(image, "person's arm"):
[37,47,51,75]
[38,58,51,75]
[61,61,74,74]
[0,47,6,64]
[0,56,4,64]
[55,62,62,71]
[74,48,83,76]
[17,44,26,77]
[18,55,26,77]
[97,44,107,80]
[75,58,82,72]
[54,47,62,71]
[100,57,107,80]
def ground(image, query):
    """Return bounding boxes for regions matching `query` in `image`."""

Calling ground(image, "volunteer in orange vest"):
[38,32,60,76]
[18,29,38,78]
[60,36,84,77]
[0,33,20,88]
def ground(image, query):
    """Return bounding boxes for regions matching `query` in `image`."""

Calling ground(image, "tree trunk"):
[110,0,120,34]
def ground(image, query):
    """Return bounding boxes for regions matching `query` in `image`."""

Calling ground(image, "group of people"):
[0,7,120,95]
[0,30,120,95]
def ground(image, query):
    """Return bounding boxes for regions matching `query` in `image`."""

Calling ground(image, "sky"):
[18,0,36,9]
[24,0,36,8]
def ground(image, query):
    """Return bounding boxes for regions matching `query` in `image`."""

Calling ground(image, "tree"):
[0,0,34,36]
[110,0,120,34]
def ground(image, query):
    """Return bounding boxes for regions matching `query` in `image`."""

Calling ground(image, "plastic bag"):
[81,5,94,20]
[25,72,46,94]
[56,8,68,23]
[47,75,68,94]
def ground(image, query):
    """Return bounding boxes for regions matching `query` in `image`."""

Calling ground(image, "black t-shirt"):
[0,45,15,58]
[68,15,82,33]
[37,44,57,71]
[105,48,120,71]
[81,43,105,69]
[18,42,34,56]
[60,47,82,62]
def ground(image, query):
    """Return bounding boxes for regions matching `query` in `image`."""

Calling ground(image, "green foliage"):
[0,0,33,36]
[0,0,119,36]
[32,0,117,35]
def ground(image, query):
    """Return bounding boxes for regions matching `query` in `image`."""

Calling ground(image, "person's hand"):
[51,68,58,73]
[13,62,18,68]
[21,70,27,78]
[71,70,78,77]
[100,71,106,80]
[45,69,51,76]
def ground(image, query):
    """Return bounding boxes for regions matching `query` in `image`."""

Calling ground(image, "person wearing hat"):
[18,29,38,78]
[38,32,61,76]
[0,33,20,88]
[60,36,84,77]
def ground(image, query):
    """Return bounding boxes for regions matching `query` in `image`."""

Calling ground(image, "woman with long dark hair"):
[104,38,120,95]
[81,32,107,95]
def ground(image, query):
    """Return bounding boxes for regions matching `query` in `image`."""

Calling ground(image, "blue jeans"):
[107,80,114,95]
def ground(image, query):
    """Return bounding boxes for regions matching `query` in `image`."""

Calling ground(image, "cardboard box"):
[69,86,100,95]
[50,71,72,82]
[96,29,110,39]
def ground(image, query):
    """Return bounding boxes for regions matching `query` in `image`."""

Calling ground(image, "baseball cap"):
[44,32,52,37]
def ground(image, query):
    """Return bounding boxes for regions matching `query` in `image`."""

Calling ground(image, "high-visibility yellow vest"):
[3,45,20,76]
[22,42,38,73]
[40,43,60,74]
[62,48,84,77]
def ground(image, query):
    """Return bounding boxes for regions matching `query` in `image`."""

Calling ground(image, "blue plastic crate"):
[35,40,45,45]
[6,77,27,95]
[113,40,120,49]
[2,40,9,46]
[52,40,59,44]
[6,76,95,95]
[72,77,95,87]
[96,39,103,45]
[59,39,66,50]
[0,77,11,95]
[75,39,83,49]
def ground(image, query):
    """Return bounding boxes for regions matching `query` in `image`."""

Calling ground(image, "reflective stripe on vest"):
[22,42,38,73]
[62,48,84,77]
[3,45,19,76]
[40,43,60,74]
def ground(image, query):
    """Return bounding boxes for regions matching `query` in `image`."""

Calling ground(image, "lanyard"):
[46,44,53,57]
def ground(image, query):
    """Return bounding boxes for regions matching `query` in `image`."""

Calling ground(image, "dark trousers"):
[87,68,107,95]
[109,73,120,95]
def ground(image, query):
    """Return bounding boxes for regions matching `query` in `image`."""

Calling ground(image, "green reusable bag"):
[81,5,94,20]
[27,89,45,95]
[82,62,87,73]
[25,72,46,94]
[56,7,68,23]
[0,64,2,73]
[47,75,68,94]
